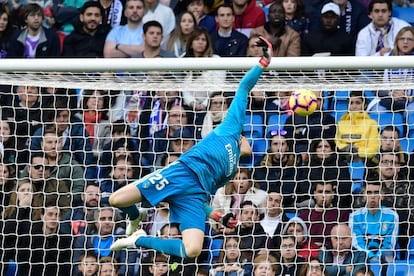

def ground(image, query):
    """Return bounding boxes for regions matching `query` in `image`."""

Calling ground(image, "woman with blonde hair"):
[253,253,278,276]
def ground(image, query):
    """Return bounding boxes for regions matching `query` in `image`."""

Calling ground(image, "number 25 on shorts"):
[148,173,169,190]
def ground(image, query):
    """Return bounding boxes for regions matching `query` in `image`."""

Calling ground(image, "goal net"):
[0,56,413,276]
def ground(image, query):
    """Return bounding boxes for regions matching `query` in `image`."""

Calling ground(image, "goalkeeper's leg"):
[109,185,147,236]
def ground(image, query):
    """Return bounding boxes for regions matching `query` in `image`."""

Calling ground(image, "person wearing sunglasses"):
[109,37,273,260]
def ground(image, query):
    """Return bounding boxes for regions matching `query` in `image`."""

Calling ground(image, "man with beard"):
[63,1,110,57]
[231,0,265,37]
[301,3,355,56]
[250,1,300,57]
[60,181,101,235]
[104,0,146,57]
[8,3,60,57]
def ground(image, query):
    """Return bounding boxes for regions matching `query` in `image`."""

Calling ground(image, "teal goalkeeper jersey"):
[178,65,264,195]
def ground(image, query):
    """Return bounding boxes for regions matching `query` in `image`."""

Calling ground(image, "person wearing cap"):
[108,37,273,260]
[301,2,355,56]
[355,0,410,56]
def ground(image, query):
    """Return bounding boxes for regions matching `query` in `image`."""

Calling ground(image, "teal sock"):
[119,205,139,220]
[136,237,188,259]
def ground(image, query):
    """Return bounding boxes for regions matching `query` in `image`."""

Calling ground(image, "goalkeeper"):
[109,36,273,259]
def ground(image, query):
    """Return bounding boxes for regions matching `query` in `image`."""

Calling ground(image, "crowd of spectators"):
[0,0,413,275]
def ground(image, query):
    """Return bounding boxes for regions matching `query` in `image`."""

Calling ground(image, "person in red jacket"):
[232,0,265,37]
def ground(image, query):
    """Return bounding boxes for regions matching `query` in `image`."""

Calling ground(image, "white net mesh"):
[1,57,414,275]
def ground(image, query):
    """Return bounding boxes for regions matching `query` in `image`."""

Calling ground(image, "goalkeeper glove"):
[256,36,273,68]
[212,211,238,228]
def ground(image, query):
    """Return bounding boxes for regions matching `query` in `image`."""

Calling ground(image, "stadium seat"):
[400,138,414,153]
[348,161,365,193]
[386,260,414,275]
[406,111,414,136]
[393,7,414,26]
[369,112,405,136]
[243,114,264,139]
[330,90,350,121]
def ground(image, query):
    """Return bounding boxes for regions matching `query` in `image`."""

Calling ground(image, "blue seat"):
[348,161,365,193]
[243,114,264,139]
[407,111,414,134]
[369,112,405,136]
[393,7,414,26]
[387,260,414,275]
[400,138,414,153]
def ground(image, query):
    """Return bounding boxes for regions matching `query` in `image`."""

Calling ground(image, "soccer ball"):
[288,89,318,116]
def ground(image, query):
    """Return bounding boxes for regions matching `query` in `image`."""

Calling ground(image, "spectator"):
[201,92,231,138]
[252,254,278,276]
[210,4,248,57]
[0,119,16,164]
[229,201,267,262]
[277,235,305,276]
[0,4,17,58]
[164,11,196,57]
[150,103,191,163]
[383,27,414,83]
[30,98,96,181]
[0,162,15,214]
[355,267,375,276]
[30,204,72,276]
[146,252,171,275]
[103,0,145,58]
[1,85,42,168]
[349,180,398,275]
[8,3,60,57]
[212,167,267,233]
[251,1,301,57]
[282,217,319,261]
[318,223,368,276]
[73,207,136,275]
[232,0,265,37]
[298,181,350,248]
[332,0,370,41]
[186,0,216,33]
[63,1,110,57]
[335,91,380,161]
[182,27,226,111]
[77,250,99,276]
[2,179,42,275]
[98,256,119,276]
[259,190,291,252]
[355,0,410,56]
[146,89,181,140]
[21,152,71,215]
[61,181,101,235]
[301,3,355,56]
[368,125,408,174]
[284,91,336,164]
[210,235,247,275]
[98,0,125,28]
[100,155,140,206]
[297,138,352,208]
[99,120,146,179]
[143,0,175,41]
[298,258,328,276]
[34,125,86,204]
[170,126,197,154]
[75,89,111,160]
[135,20,175,57]
[279,0,310,36]
[253,128,299,210]
[369,151,413,259]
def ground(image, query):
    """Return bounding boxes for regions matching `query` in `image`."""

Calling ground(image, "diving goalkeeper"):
[109,36,273,259]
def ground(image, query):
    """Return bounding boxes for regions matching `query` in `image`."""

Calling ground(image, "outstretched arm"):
[214,37,273,136]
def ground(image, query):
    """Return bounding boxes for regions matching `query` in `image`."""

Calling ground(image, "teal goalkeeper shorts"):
[133,161,207,232]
